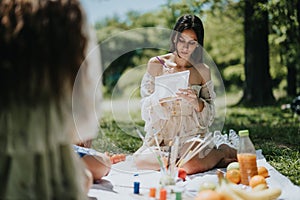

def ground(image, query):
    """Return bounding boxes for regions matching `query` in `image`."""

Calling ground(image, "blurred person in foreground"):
[0,0,110,199]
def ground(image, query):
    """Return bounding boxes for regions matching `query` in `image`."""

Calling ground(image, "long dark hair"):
[0,0,87,109]
[170,14,204,64]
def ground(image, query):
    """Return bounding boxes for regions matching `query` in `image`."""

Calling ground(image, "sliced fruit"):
[226,162,240,171]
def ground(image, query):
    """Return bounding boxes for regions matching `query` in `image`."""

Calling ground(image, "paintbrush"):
[175,135,200,167]
[170,136,179,177]
[153,130,166,173]
[179,136,214,167]
[167,141,172,171]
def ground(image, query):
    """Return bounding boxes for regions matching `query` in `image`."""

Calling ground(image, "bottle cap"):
[175,191,182,200]
[160,188,167,200]
[238,130,249,137]
[149,187,156,198]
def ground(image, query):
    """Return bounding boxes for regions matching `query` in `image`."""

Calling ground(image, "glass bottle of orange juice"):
[237,130,258,185]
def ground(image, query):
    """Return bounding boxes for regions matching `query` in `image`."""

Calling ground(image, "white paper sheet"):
[154,70,190,100]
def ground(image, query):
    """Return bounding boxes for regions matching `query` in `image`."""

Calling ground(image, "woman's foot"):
[216,144,237,168]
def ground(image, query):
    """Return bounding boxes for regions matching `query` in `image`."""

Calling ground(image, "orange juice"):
[237,153,258,185]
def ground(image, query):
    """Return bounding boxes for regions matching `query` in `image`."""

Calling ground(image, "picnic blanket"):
[88,150,300,200]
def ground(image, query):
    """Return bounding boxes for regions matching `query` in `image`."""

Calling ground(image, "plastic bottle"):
[133,174,140,194]
[149,187,156,199]
[175,191,182,200]
[237,130,258,185]
[159,188,167,200]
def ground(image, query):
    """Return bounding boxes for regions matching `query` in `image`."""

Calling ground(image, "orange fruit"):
[195,190,223,200]
[226,169,241,184]
[249,175,267,188]
[257,166,269,178]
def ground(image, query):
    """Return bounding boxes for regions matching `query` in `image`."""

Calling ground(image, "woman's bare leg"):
[215,144,238,168]
[133,146,167,171]
[134,143,237,174]
[182,144,237,174]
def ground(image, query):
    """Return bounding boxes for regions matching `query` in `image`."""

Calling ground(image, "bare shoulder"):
[191,63,211,84]
[147,53,173,76]
[148,53,174,64]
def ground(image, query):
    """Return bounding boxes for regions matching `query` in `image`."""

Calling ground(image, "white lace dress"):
[137,71,216,158]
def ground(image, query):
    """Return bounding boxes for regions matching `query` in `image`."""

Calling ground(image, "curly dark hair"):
[0,0,87,109]
[170,14,204,64]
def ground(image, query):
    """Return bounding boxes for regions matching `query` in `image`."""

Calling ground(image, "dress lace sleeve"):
[140,72,155,99]
[192,80,216,128]
[140,72,166,146]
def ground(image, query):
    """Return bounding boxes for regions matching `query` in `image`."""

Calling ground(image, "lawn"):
[93,96,300,186]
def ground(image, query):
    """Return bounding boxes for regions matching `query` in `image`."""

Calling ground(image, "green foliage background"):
[90,0,300,186]
[95,0,299,99]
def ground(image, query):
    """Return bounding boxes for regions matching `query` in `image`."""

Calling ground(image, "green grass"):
[223,106,300,185]
[94,98,300,186]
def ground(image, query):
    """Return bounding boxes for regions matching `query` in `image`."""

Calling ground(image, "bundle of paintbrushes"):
[135,128,180,185]
[176,132,214,168]
[135,128,214,186]
[159,137,179,186]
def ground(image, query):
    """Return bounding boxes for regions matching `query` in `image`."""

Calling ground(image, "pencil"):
[167,141,172,170]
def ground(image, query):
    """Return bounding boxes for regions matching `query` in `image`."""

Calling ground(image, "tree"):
[239,0,275,106]
[269,0,300,97]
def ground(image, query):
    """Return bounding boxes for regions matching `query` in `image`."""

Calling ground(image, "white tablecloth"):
[88,150,300,200]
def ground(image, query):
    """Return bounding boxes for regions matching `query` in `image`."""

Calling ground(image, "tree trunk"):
[287,66,297,96]
[240,0,275,106]
[297,0,300,95]
[286,0,298,96]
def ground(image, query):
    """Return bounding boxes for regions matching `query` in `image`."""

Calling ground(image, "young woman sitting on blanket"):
[133,14,239,174]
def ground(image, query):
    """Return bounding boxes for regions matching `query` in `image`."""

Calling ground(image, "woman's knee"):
[133,154,143,168]
[133,152,161,170]
[182,157,212,174]
[133,153,150,169]
[82,155,111,180]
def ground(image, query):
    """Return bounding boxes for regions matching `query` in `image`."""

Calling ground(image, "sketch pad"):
[154,70,190,100]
